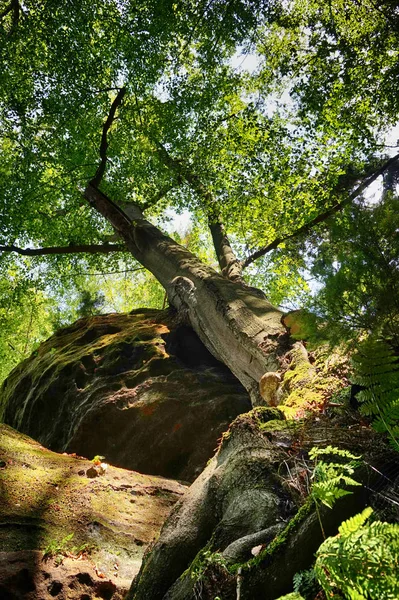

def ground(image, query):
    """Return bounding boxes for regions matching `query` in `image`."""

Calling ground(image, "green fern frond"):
[315,511,399,600]
[309,446,361,461]
[338,507,373,535]
[310,446,362,512]
[352,338,399,450]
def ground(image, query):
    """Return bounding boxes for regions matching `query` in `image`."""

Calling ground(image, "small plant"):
[43,533,92,565]
[309,445,361,537]
[91,454,105,465]
[352,338,399,451]
[293,567,320,600]
[43,533,74,563]
[190,549,226,582]
[315,507,399,599]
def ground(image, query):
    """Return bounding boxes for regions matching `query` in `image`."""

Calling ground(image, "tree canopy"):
[1,0,399,379]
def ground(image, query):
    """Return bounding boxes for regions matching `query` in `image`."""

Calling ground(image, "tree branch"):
[155,142,244,281]
[90,87,126,188]
[242,153,399,269]
[0,0,20,35]
[0,243,126,257]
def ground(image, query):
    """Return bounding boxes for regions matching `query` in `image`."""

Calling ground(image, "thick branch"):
[0,243,126,257]
[208,217,244,282]
[243,153,399,269]
[90,87,126,188]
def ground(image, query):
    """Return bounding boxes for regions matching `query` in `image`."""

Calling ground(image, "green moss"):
[275,593,305,600]
[229,499,315,574]
[259,419,300,433]
[251,406,284,423]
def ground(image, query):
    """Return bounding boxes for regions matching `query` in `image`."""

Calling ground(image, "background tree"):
[1,0,398,399]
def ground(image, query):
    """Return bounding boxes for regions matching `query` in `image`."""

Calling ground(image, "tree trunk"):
[85,184,286,404]
[208,216,244,283]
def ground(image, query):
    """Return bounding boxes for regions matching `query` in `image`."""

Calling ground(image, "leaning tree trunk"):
[85,185,286,404]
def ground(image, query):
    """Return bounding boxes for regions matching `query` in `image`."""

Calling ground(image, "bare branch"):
[0,243,127,257]
[242,153,399,269]
[90,87,126,187]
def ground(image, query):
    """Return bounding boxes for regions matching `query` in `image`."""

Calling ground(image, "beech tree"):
[1,0,398,401]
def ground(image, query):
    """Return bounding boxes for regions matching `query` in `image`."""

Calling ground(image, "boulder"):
[0,423,186,600]
[0,310,250,481]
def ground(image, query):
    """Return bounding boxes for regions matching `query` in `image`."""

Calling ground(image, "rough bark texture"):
[207,217,244,282]
[85,185,286,404]
[127,409,397,600]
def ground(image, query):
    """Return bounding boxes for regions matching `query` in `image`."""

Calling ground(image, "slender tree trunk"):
[208,216,244,282]
[85,184,286,403]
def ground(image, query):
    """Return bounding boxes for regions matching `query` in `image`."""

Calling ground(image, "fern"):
[308,446,362,540]
[338,507,373,536]
[315,508,399,599]
[293,568,320,600]
[352,338,399,450]
[309,446,361,510]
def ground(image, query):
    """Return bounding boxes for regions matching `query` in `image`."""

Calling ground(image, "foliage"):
[293,568,320,600]
[77,289,105,317]
[309,446,361,510]
[352,338,399,450]
[1,0,399,329]
[275,593,305,600]
[189,549,227,583]
[43,532,92,565]
[307,194,399,345]
[315,507,399,600]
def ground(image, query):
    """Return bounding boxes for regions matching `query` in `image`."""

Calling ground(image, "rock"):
[0,310,251,481]
[85,466,99,478]
[0,550,121,600]
[0,423,187,599]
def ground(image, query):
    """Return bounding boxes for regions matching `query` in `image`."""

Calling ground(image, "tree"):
[1,0,398,401]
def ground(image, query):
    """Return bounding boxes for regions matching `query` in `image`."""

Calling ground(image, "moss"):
[229,499,315,574]
[281,344,348,419]
[216,407,285,453]
[251,406,284,424]
[259,419,300,433]
[275,593,305,600]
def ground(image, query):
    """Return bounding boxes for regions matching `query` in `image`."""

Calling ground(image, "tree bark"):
[84,184,286,404]
[208,216,244,282]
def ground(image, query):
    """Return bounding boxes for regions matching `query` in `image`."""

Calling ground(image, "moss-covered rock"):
[0,310,250,481]
[0,423,187,599]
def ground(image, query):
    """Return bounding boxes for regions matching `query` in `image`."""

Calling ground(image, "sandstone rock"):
[0,310,250,481]
[0,423,187,599]
[0,550,121,600]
